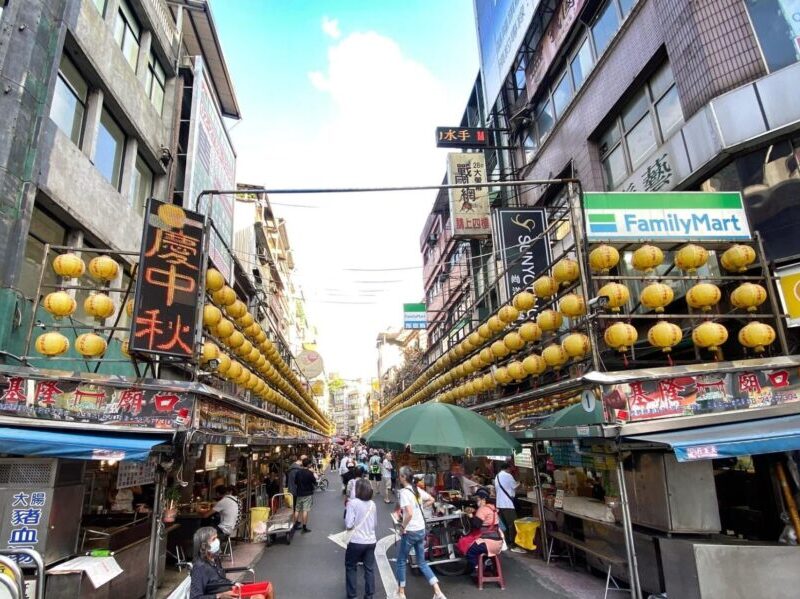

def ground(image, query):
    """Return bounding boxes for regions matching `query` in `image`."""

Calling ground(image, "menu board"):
[116,460,156,489]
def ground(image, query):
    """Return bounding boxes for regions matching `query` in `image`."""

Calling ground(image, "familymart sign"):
[584,192,752,241]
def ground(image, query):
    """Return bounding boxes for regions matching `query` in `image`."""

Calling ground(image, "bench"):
[546,531,628,599]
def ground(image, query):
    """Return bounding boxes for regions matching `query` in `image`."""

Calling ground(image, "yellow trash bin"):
[250,506,270,541]
[514,517,541,551]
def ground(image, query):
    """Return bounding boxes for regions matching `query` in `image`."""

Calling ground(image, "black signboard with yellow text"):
[130,199,206,359]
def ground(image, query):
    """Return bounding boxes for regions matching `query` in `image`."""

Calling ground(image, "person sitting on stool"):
[197,485,239,543]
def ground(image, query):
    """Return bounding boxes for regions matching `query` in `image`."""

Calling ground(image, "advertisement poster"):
[185,57,236,281]
[0,376,191,429]
[447,152,492,238]
[526,0,586,98]
[494,208,551,301]
[601,369,800,421]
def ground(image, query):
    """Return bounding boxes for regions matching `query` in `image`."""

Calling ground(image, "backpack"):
[369,457,380,474]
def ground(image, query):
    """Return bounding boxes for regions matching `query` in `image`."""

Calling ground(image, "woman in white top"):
[394,466,447,599]
[344,479,378,599]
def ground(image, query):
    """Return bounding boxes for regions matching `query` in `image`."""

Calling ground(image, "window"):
[522,132,538,164]
[94,108,126,189]
[113,0,141,70]
[619,0,636,16]
[535,98,554,141]
[50,56,88,146]
[598,62,683,189]
[21,207,67,300]
[92,0,107,16]
[570,37,594,90]
[745,0,800,72]
[131,155,153,215]
[591,1,620,56]
[551,71,573,119]
[145,51,166,114]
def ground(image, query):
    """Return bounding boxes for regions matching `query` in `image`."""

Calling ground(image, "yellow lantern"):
[537,309,563,332]
[52,253,85,278]
[519,322,542,343]
[631,245,664,273]
[542,344,569,368]
[212,286,236,307]
[604,322,638,352]
[226,360,243,381]
[504,331,525,352]
[238,313,255,329]
[462,361,475,376]
[215,352,231,375]
[686,283,721,312]
[42,291,77,318]
[640,282,674,313]
[205,268,225,292]
[533,275,559,298]
[224,300,245,320]
[88,255,119,281]
[75,333,107,357]
[589,244,620,273]
[562,333,590,361]
[731,283,767,312]
[559,293,586,318]
[478,323,493,339]
[738,322,775,353]
[522,354,546,376]
[480,347,495,365]
[473,377,486,393]
[35,332,69,356]
[692,322,728,352]
[507,361,527,381]
[214,318,235,339]
[491,340,510,359]
[675,244,709,273]
[494,366,512,385]
[647,321,682,352]
[468,332,483,347]
[513,291,536,312]
[225,330,245,349]
[470,355,484,370]
[84,293,115,319]
[482,373,497,390]
[553,258,580,287]
[488,316,505,333]
[721,244,756,272]
[498,305,520,324]
[598,282,630,312]
[125,299,134,318]
[203,304,223,328]
[201,341,220,363]
[236,339,253,358]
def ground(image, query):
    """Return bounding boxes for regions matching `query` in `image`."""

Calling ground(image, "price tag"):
[554,489,565,509]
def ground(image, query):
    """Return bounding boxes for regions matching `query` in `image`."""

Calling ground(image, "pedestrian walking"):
[293,457,317,533]
[339,453,353,492]
[286,455,304,529]
[494,459,525,553]
[394,466,447,599]
[368,451,382,495]
[344,479,377,599]
[380,452,393,503]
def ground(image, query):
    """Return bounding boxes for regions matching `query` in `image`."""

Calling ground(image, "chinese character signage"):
[0,375,192,429]
[403,303,427,330]
[474,0,540,110]
[435,127,490,149]
[615,150,677,193]
[447,152,491,238]
[494,208,551,301]
[526,0,586,98]
[6,490,47,557]
[584,192,752,241]
[601,369,800,421]
[130,198,205,359]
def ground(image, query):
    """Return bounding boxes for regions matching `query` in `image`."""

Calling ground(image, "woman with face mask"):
[190,526,272,599]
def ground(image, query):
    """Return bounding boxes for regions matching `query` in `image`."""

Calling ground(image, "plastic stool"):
[477,554,505,590]
[514,517,541,551]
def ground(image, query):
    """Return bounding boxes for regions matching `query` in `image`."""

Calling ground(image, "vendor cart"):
[393,510,469,576]
[265,492,295,546]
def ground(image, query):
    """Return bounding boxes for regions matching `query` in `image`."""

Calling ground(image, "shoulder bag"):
[328,502,375,549]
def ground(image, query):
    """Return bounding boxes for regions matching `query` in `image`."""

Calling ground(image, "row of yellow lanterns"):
[588,242,756,274]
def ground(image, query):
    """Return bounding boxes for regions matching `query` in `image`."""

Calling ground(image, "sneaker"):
[302,527,311,533]
[510,546,527,553]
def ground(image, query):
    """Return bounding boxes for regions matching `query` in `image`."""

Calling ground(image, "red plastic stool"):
[477,554,505,590]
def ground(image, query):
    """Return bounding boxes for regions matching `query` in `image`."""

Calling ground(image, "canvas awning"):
[0,427,171,461]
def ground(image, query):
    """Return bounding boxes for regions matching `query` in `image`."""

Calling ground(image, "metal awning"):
[624,413,800,461]
[0,427,170,461]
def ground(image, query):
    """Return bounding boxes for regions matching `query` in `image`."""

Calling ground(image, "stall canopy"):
[625,413,800,462]
[0,427,171,461]
[515,401,613,440]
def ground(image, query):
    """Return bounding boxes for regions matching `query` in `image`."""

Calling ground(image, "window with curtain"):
[113,0,141,70]
[94,108,126,189]
[49,55,88,146]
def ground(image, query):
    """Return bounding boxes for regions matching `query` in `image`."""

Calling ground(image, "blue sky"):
[211,1,479,378]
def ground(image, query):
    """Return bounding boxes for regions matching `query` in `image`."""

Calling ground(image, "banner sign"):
[0,375,192,429]
[403,303,427,330]
[197,399,247,435]
[447,152,492,238]
[526,0,586,99]
[601,369,800,421]
[495,208,551,300]
[185,57,236,281]
[584,192,751,241]
[130,199,205,359]
[436,127,490,149]
[297,350,324,379]
[474,0,540,110]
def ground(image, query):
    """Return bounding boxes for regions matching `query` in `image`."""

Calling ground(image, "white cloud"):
[321,16,341,39]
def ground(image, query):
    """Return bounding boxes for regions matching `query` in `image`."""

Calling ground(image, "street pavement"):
[251,472,604,599]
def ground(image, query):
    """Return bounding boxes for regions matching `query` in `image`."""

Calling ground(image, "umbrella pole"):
[531,442,549,562]
[616,458,642,599]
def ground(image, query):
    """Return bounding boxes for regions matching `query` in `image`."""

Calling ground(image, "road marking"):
[376,532,399,597]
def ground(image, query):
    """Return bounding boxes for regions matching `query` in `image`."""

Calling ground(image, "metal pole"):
[146,465,165,599]
[530,441,549,562]
[616,458,642,599]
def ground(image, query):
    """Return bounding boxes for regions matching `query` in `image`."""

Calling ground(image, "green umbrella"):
[537,401,604,429]
[365,402,521,456]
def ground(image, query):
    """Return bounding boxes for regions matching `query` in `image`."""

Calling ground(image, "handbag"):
[328,502,374,549]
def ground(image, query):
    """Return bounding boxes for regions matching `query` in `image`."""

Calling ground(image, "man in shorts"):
[368,451,382,495]
[381,452,394,503]
[294,457,317,533]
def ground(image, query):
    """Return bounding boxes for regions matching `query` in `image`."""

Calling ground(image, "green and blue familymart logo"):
[584,192,751,241]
